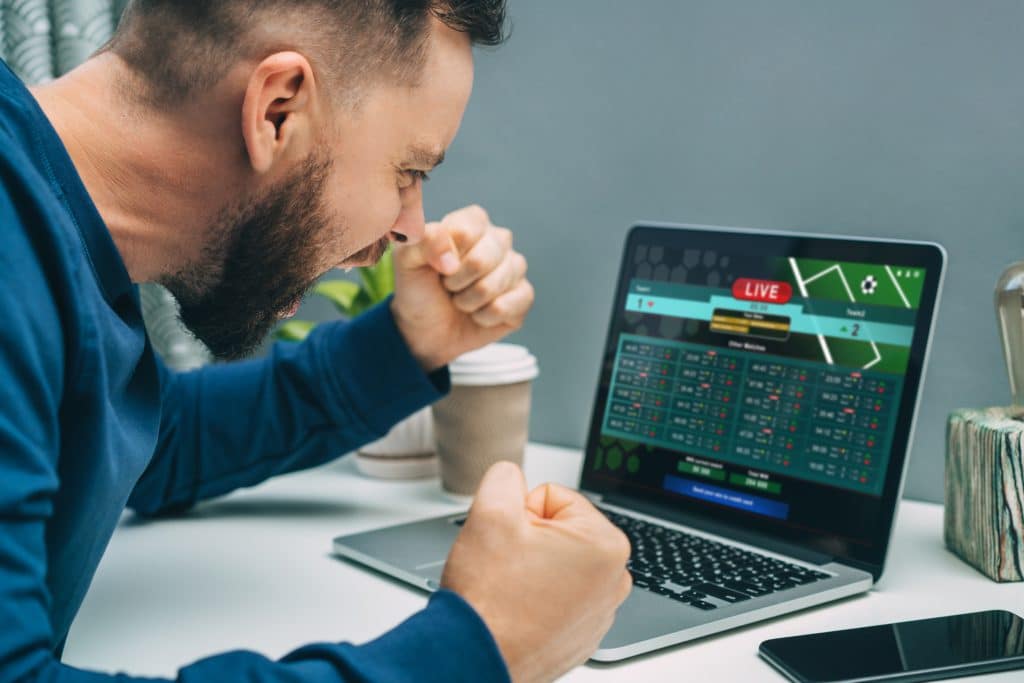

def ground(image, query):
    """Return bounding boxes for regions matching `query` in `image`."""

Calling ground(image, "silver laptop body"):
[334,223,946,661]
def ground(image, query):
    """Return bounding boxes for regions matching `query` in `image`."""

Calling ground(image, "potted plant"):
[275,249,438,479]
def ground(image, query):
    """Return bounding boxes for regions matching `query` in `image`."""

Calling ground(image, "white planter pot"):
[354,407,438,479]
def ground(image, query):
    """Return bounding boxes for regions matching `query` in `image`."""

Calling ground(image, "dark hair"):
[107,0,507,106]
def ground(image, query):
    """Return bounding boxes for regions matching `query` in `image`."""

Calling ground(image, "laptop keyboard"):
[602,510,831,611]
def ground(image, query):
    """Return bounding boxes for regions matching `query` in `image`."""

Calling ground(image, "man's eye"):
[406,169,430,183]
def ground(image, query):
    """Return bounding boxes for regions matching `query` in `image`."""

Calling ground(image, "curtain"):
[1,0,129,82]
[1,0,211,370]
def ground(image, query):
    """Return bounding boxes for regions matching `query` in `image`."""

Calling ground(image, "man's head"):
[105,0,506,359]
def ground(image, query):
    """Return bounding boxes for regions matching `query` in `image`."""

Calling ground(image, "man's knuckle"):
[618,573,634,601]
[423,221,443,241]
[600,528,630,561]
[522,280,536,305]
[448,204,488,227]
[475,279,498,301]
[488,300,509,319]
[464,252,488,274]
[454,293,478,313]
[514,252,528,274]
[505,254,525,283]
[457,287,487,312]
[615,531,632,560]
[468,204,490,222]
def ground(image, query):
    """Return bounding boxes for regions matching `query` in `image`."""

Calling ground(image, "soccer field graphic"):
[784,258,924,310]
[781,258,922,374]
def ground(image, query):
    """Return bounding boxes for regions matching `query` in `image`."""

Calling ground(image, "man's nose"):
[390,184,426,245]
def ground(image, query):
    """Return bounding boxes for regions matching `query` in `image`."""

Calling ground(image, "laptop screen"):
[582,225,945,574]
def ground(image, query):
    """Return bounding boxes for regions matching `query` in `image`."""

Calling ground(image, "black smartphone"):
[759,610,1024,682]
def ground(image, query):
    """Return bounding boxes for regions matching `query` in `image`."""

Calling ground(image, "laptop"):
[333,222,947,661]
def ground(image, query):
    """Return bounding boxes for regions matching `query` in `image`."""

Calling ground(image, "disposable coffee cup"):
[432,344,539,498]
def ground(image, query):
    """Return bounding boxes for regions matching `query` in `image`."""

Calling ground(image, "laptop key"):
[694,583,751,603]
[651,586,685,600]
[723,580,773,597]
[783,573,819,585]
[666,591,695,605]
[689,600,718,611]
[631,575,653,590]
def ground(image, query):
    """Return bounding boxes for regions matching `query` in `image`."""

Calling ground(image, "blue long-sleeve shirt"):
[0,60,509,682]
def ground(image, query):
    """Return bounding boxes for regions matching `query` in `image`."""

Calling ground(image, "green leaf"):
[274,319,316,342]
[346,288,377,318]
[357,248,395,304]
[313,280,363,315]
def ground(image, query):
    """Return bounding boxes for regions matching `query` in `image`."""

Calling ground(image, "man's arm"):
[128,299,444,516]
[0,194,507,683]
[130,203,530,517]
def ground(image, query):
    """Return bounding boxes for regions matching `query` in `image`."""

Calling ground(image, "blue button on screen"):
[663,474,790,520]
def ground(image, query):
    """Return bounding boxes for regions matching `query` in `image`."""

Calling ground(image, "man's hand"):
[441,463,633,683]
[391,205,534,371]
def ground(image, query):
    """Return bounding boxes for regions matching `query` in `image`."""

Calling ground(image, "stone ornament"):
[944,263,1024,582]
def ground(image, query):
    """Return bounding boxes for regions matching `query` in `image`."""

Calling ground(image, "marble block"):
[945,407,1024,582]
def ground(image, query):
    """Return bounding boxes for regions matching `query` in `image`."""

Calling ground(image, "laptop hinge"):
[600,493,835,566]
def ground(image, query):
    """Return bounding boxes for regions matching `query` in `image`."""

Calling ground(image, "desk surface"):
[64,444,1024,681]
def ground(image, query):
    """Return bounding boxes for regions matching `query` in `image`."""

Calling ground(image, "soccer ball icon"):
[861,275,878,295]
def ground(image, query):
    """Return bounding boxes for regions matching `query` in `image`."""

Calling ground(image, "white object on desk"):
[64,444,1024,681]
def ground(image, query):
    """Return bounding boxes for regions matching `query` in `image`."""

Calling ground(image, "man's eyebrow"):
[406,145,446,169]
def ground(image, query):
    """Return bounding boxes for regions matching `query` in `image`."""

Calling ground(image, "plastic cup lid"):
[449,343,539,386]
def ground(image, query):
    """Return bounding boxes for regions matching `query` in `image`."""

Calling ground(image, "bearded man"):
[0,1,632,682]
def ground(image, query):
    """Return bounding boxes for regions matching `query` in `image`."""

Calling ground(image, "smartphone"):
[759,610,1024,682]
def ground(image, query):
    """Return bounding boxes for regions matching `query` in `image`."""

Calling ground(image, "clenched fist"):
[391,204,534,371]
[442,463,633,683]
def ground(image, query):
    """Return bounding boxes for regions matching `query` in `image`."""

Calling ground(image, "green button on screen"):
[728,473,782,495]
[677,461,726,481]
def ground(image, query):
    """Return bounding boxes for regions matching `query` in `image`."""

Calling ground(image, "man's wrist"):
[390,298,448,372]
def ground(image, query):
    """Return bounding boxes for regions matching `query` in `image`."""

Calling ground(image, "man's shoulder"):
[0,62,105,290]
[0,69,77,273]
[0,60,66,212]
[0,60,39,160]
[0,119,78,360]
[0,144,75,275]
[0,93,54,230]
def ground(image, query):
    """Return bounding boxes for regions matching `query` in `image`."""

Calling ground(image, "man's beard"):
[160,154,387,361]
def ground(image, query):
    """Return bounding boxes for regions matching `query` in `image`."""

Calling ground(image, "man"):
[0,1,632,682]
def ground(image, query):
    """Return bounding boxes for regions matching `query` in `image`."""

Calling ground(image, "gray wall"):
[354,1,1024,503]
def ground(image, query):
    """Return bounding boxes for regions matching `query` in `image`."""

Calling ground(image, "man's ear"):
[240,52,318,175]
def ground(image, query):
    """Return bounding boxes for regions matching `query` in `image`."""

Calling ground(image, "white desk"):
[64,444,1024,681]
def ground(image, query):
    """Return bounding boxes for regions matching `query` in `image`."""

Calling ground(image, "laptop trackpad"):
[601,587,704,649]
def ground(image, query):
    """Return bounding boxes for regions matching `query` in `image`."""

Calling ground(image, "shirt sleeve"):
[128,298,450,516]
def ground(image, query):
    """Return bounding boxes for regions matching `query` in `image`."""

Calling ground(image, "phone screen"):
[759,610,1024,682]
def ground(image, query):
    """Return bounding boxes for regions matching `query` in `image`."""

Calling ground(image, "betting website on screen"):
[592,253,926,529]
